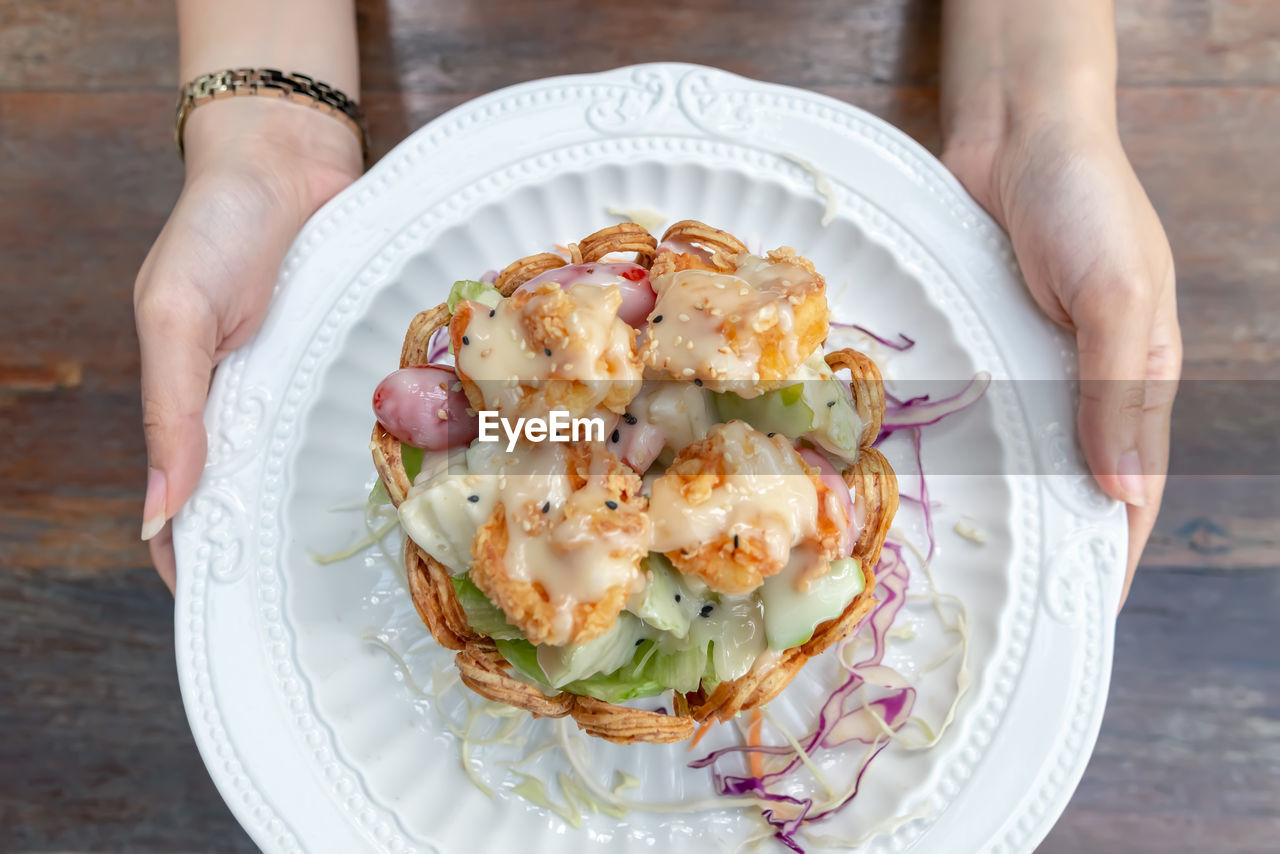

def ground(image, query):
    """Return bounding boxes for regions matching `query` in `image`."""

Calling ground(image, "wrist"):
[182,97,362,216]
[944,64,1115,152]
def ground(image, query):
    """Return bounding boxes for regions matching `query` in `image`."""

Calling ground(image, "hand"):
[134,98,361,590]
[943,102,1182,609]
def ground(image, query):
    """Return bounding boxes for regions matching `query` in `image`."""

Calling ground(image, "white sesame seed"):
[739,287,749,296]
[710,308,723,317]
[685,340,694,350]
[436,409,448,420]
[678,313,690,322]
[673,335,683,345]
[682,368,695,376]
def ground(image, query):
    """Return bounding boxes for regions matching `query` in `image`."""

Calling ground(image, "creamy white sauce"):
[649,421,820,572]
[492,443,649,644]
[641,253,820,395]
[455,282,642,419]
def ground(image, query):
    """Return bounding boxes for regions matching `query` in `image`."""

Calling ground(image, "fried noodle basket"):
[370,221,898,743]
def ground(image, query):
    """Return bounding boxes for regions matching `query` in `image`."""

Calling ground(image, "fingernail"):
[141,467,167,541]
[1116,450,1146,507]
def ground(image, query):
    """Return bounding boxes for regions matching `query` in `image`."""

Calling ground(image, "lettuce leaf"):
[494,636,717,701]
[452,574,525,640]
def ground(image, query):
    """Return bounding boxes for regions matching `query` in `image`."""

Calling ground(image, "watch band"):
[174,68,368,161]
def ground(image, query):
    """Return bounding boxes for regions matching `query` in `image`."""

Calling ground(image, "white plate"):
[175,63,1127,854]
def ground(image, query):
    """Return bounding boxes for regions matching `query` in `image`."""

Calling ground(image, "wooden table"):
[2,2,1277,851]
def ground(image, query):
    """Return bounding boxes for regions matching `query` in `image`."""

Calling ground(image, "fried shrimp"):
[648,421,850,595]
[641,239,831,396]
[451,280,643,422]
[469,442,650,646]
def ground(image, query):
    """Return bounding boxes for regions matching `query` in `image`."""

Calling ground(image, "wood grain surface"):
[1,1,1277,851]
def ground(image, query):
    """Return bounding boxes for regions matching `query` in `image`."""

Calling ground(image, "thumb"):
[137,292,216,542]
[1072,283,1153,508]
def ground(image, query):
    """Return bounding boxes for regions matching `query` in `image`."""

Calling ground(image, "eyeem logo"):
[477,410,606,452]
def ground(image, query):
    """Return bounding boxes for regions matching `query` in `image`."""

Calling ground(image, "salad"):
[369,220,899,744]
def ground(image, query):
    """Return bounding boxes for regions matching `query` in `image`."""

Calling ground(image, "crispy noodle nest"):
[370,221,899,744]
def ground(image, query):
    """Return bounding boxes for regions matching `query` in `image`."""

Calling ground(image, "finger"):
[1073,280,1155,508]
[1118,287,1181,611]
[149,520,177,594]
[136,288,216,547]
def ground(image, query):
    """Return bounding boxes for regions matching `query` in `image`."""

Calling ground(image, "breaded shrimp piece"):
[469,443,650,646]
[640,247,830,396]
[451,281,643,422]
[648,421,849,595]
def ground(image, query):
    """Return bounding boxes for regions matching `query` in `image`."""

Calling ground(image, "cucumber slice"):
[713,384,815,438]
[687,594,767,683]
[761,556,865,650]
[628,553,699,638]
[446,279,503,312]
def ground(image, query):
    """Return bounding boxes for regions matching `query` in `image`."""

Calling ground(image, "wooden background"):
[1,1,1277,851]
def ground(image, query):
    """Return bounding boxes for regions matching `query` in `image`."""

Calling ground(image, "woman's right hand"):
[134,98,362,590]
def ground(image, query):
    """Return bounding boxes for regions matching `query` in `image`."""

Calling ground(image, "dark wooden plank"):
[1115,88,1280,378]
[1039,567,1280,853]
[0,568,255,853]
[3,1,1280,92]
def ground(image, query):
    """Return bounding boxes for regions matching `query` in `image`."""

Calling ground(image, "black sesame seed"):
[541,501,550,514]
[462,335,470,345]
[694,378,703,387]
[653,315,664,323]
[605,500,618,510]
[674,594,682,603]
[611,429,621,443]
[733,534,739,549]
[767,432,777,438]
[699,604,714,618]
[623,413,638,425]
[827,400,836,407]
[635,638,644,647]
[467,494,479,503]
[544,347,552,356]
[488,309,495,317]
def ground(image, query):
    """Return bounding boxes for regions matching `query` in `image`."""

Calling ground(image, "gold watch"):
[174,68,368,161]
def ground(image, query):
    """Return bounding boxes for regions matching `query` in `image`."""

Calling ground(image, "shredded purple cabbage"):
[427,327,449,363]
[881,372,990,437]
[830,321,916,352]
